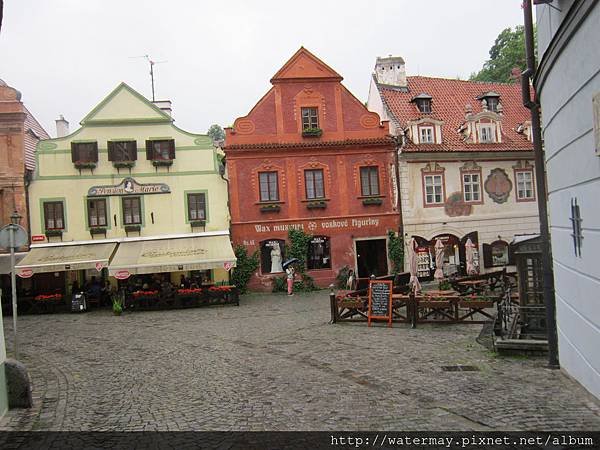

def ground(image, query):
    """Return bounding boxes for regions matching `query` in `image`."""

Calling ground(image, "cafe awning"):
[15,242,117,276]
[0,253,27,275]
[108,235,236,277]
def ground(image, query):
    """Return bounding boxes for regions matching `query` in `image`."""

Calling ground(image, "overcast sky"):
[1,0,526,137]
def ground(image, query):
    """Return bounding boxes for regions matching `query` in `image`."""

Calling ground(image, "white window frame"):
[419,126,434,144]
[424,174,444,205]
[516,170,535,200]
[479,124,496,143]
[462,172,481,203]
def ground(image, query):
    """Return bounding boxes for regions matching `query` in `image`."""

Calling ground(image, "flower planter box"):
[74,161,97,170]
[45,229,63,238]
[307,201,326,209]
[152,159,173,167]
[302,128,322,138]
[259,204,281,213]
[34,294,63,302]
[113,161,136,169]
[124,225,141,233]
[190,220,206,228]
[89,227,107,236]
[362,197,383,206]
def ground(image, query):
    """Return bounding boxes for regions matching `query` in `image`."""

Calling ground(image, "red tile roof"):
[377,76,532,153]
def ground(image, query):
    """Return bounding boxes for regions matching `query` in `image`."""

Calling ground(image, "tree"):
[470,26,531,83]
[207,124,225,142]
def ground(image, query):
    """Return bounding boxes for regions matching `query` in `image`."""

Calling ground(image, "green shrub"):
[387,230,404,274]
[336,265,352,289]
[231,245,259,294]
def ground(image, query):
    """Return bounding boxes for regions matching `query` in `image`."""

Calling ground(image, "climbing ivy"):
[387,230,404,274]
[230,245,259,294]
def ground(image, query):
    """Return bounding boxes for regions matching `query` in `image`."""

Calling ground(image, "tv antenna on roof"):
[129,54,168,101]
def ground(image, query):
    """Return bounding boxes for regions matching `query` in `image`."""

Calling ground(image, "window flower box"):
[45,229,63,238]
[307,200,327,209]
[260,204,281,213]
[74,161,97,170]
[302,127,322,138]
[190,220,206,228]
[362,197,383,206]
[113,161,136,169]
[124,224,141,233]
[89,227,107,237]
[152,159,173,167]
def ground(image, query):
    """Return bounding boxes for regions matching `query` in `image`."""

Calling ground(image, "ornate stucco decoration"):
[484,168,513,204]
[444,192,472,217]
[421,162,445,174]
[461,161,481,172]
[512,160,534,171]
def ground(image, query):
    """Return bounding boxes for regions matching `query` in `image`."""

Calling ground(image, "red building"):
[224,48,398,290]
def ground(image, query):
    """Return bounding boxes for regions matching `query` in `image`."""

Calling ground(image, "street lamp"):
[0,210,27,360]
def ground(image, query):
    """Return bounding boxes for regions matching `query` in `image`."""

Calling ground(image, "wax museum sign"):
[88,178,170,197]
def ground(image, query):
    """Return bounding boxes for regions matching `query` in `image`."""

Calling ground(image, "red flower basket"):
[34,293,63,301]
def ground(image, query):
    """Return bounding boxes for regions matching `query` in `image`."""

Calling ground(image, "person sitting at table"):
[179,274,190,288]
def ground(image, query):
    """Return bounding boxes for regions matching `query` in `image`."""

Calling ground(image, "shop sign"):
[88,177,170,197]
[253,217,381,233]
[17,268,33,278]
[114,270,131,280]
[95,262,104,272]
[31,235,45,242]
[223,262,234,271]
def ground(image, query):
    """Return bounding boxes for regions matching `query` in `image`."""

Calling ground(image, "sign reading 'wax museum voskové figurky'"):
[88,178,170,197]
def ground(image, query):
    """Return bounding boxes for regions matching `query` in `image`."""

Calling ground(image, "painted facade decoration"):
[536,0,600,399]
[367,56,540,277]
[225,47,397,290]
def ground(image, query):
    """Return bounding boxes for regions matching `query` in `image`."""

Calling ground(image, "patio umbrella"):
[434,239,445,280]
[282,258,300,270]
[465,238,477,275]
[408,238,421,294]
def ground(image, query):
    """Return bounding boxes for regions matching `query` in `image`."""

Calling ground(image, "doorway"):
[355,238,388,278]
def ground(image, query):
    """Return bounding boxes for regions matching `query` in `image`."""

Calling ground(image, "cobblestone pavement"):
[1,292,599,431]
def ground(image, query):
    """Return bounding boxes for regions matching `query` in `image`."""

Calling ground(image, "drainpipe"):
[24,169,32,247]
[218,148,233,283]
[391,133,405,271]
[521,0,559,369]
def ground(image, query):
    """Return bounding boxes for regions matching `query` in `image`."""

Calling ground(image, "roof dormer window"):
[478,91,501,112]
[411,93,432,114]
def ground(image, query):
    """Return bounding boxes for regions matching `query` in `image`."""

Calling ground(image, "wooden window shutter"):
[107,141,115,161]
[71,142,79,163]
[90,142,99,162]
[508,243,516,265]
[130,142,138,161]
[146,141,153,160]
[168,139,175,159]
[482,243,493,268]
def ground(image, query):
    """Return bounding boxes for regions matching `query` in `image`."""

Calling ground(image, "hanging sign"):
[32,235,46,242]
[17,269,34,278]
[367,280,393,328]
[223,262,234,271]
[113,270,131,280]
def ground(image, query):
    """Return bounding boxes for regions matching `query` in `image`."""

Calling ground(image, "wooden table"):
[457,279,488,294]
[422,290,458,297]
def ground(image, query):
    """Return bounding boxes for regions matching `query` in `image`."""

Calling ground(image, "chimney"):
[152,100,172,117]
[374,55,407,87]
[55,115,69,138]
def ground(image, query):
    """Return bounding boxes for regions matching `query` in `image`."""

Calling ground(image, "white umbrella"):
[465,238,477,275]
[408,238,422,293]
[434,239,445,280]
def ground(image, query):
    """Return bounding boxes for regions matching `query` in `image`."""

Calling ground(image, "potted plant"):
[113,161,136,169]
[307,200,326,209]
[152,159,173,167]
[124,224,141,233]
[190,220,206,228]
[112,294,123,316]
[74,161,97,170]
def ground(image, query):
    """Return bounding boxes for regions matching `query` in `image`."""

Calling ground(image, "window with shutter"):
[108,141,137,162]
[87,198,107,227]
[122,197,142,225]
[146,139,175,161]
[43,201,65,230]
[71,142,98,163]
[482,243,493,268]
[187,193,206,221]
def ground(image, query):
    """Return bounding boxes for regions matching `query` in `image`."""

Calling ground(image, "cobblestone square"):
[1,292,599,431]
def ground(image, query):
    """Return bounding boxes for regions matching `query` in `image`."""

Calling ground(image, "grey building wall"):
[536,0,600,399]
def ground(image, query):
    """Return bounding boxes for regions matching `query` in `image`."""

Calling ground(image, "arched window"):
[307,236,331,270]
[260,239,286,274]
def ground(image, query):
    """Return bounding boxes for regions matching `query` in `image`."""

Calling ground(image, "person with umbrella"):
[282,258,300,296]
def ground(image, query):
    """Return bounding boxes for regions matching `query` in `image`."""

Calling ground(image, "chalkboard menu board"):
[71,293,87,313]
[368,280,392,327]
